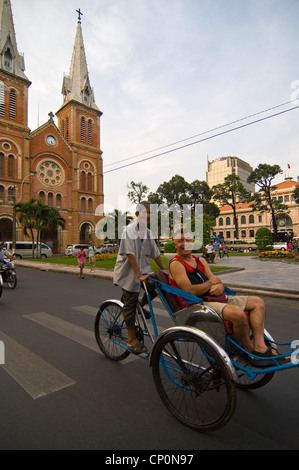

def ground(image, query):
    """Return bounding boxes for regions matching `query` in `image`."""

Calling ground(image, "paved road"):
[0,267,298,450]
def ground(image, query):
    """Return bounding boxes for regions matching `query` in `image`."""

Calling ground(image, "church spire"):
[61,10,98,110]
[0,0,29,80]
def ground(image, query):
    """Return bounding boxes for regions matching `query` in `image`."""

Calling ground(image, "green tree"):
[212,174,251,239]
[127,181,149,204]
[247,164,288,242]
[293,185,299,204]
[14,199,65,258]
[156,174,192,206]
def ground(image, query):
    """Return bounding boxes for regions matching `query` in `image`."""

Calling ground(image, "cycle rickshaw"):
[94,270,298,432]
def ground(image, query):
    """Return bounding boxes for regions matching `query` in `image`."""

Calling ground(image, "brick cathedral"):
[0,1,104,253]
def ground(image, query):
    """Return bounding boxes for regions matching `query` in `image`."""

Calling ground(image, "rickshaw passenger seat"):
[152,269,183,313]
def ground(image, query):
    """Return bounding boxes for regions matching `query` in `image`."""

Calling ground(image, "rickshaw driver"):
[114,202,166,355]
[169,231,279,367]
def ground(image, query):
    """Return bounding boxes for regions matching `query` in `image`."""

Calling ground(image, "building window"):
[66,117,69,141]
[0,185,4,204]
[9,89,16,120]
[62,120,65,137]
[81,197,86,212]
[8,186,15,203]
[249,214,254,223]
[88,198,93,213]
[8,155,14,177]
[81,117,85,142]
[0,81,5,116]
[241,215,246,224]
[284,195,289,202]
[249,229,255,238]
[226,231,231,239]
[258,215,262,222]
[56,194,62,208]
[81,171,86,190]
[39,191,45,204]
[225,217,231,225]
[48,192,53,206]
[241,230,246,238]
[88,119,92,144]
[87,172,92,191]
[0,152,4,176]
[219,217,223,226]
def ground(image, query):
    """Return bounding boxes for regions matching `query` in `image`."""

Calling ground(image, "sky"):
[11,0,299,212]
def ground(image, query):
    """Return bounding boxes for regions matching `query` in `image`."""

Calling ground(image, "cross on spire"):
[76,8,83,23]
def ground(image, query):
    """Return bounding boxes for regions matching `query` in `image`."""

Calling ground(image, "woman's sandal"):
[128,341,148,355]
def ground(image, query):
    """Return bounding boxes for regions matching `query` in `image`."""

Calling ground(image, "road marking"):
[0,330,75,400]
[24,312,99,352]
[72,305,98,316]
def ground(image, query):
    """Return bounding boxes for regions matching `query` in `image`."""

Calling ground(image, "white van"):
[4,241,53,259]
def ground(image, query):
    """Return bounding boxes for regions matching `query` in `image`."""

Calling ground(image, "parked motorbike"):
[0,258,17,294]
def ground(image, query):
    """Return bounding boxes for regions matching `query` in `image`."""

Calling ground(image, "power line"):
[103,99,299,170]
[103,103,299,175]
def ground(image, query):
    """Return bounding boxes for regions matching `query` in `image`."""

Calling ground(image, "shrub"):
[255,227,273,251]
[164,241,176,253]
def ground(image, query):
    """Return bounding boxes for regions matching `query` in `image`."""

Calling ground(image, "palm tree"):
[14,199,65,257]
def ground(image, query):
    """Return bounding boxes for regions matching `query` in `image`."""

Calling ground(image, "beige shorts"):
[202,295,248,318]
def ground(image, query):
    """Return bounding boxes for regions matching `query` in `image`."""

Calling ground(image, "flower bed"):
[259,250,295,259]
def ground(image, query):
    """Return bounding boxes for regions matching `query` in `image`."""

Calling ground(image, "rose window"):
[37,161,64,187]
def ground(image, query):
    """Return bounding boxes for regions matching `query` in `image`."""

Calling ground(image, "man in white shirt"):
[113,202,165,354]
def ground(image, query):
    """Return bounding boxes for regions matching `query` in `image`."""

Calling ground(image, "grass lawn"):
[27,254,234,273]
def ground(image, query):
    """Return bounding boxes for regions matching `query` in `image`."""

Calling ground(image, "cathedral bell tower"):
[56,9,103,244]
[0,0,31,240]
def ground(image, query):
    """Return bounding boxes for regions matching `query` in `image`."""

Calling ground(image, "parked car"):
[98,243,116,254]
[64,244,90,256]
[273,242,287,251]
[4,241,53,259]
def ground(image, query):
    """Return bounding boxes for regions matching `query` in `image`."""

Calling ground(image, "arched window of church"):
[87,172,92,191]
[88,119,92,144]
[0,185,4,204]
[81,117,85,142]
[9,89,16,120]
[62,120,65,137]
[48,192,53,206]
[81,197,86,212]
[81,171,86,190]
[39,191,45,204]
[0,81,5,116]
[8,154,14,177]
[88,198,93,213]
[8,186,15,203]
[0,153,4,176]
[56,194,62,208]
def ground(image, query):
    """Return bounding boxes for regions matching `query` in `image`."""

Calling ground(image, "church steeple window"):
[9,89,16,120]
[88,119,92,144]
[8,154,14,177]
[0,82,5,116]
[4,48,13,72]
[81,116,85,142]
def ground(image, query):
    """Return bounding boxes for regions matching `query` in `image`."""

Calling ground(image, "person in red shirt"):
[169,230,279,367]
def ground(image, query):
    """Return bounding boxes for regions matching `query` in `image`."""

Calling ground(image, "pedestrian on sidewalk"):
[77,247,87,279]
[88,241,96,272]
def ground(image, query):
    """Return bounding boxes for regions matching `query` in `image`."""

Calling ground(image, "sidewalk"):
[14,255,299,300]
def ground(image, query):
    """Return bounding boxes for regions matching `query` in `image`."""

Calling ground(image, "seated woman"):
[168,230,278,367]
